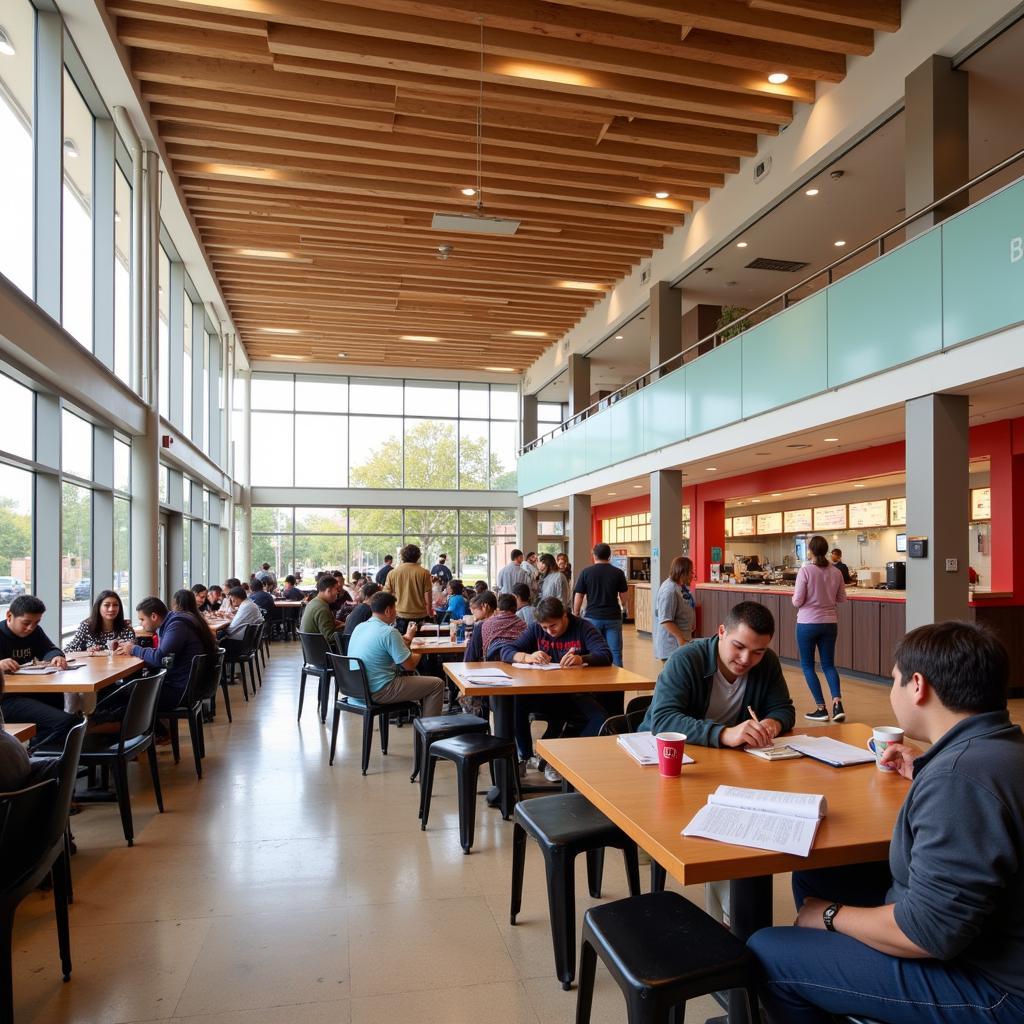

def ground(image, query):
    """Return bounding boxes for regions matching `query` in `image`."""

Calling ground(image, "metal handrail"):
[520,144,1024,456]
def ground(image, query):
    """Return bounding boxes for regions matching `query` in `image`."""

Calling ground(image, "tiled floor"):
[14,631,1023,1023]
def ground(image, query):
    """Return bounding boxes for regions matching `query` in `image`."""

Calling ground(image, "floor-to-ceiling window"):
[158,245,170,418]
[62,67,94,349]
[113,164,132,384]
[61,408,93,631]
[0,373,35,613]
[113,436,131,603]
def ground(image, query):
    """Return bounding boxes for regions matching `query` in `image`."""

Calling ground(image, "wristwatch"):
[823,902,842,932]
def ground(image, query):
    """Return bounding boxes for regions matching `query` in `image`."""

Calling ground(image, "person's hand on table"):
[559,650,583,668]
[521,650,551,664]
[795,897,830,929]
[49,656,68,670]
[404,622,419,642]
[720,719,775,749]
[0,658,19,673]
[113,641,135,656]
[880,741,919,780]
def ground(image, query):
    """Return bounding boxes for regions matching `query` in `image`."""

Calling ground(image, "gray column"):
[905,394,969,630]
[131,406,160,602]
[568,493,592,587]
[518,505,538,555]
[682,302,723,362]
[905,55,968,234]
[521,394,538,446]
[168,261,184,426]
[649,282,682,375]
[34,12,63,318]
[93,118,116,369]
[650,469,683,591]
[567,354,590,419]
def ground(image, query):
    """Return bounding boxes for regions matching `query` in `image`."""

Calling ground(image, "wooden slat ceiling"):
[107,0,902,372]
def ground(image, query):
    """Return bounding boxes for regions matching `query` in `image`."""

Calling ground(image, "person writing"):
[653,556,696,662]
[641,601,795,748]
[750,620,1024,1023]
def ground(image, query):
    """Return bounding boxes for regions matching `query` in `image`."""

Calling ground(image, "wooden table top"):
[444,661,655,697]
[412,637,467,655]
[4,723,35,742]
[538,723,905,886]
[3,655,145,694]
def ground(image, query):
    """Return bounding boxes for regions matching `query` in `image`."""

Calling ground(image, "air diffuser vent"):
[431,212,519,235]
[745,258,809,273]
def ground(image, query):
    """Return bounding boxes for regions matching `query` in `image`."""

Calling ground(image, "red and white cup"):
[655,732,687,778]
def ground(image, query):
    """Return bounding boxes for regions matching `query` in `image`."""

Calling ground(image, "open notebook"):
[616,733,694,767]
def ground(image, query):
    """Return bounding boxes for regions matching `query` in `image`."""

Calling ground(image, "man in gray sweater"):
[750,620,1024,1023]
[641,601,795,747]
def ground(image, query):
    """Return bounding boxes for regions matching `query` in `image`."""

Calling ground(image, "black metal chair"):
[0,717,87,1020]
[297,630,335,723]
[224,623,261,702]
[576,892,762,1023]
[197,647,227,734]
[161,653,209,779]
[325,653,418,774]
[411,713,489,817]
[258,616,271,667]
[332,632,350,657]
[79,670,167,846]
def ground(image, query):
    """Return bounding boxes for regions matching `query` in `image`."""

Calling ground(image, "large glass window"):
[0,0,34,296]
[62,69,94,350]
[114,166,131,384]
[61,483,91,631]
[114,496,130,601]
[202,331,210,449]
[295,414,346,487]
[404,418,456,489]
[251,412,294,486]
[0,463,33,612]
[0,374,34,460]
[182,295,193,436]
[61,410,92,479]
[349,416,403,488]
[158,247,170,418]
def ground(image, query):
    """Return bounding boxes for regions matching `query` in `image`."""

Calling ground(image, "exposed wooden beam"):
[749,0,901,33]
[675,29,845,82]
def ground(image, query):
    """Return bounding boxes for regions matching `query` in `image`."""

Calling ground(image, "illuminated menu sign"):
[889,497,907,526]
[971,487,991,521]
[813,504,848,531]
[783,508,813,533]
[732,515,756,537]
[848,499,888,528]
[724,518,732,538]
[756,512,783,535]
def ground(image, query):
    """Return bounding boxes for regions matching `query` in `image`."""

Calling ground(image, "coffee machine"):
[886,561,906,589]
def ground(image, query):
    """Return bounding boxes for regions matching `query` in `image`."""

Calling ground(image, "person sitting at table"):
[346,592,444,718]
[0,670,32,789]
[343,582,380,637]
[473,580,489,596]
[463,590,497,662]
[513,583,536,627]
[300,575,342,642]
[332,571,353,603]
[749,620,1024,1024]
[279,575,304,602]
[640,600,795,748]
[206,585,224,612]
[441,580,470,623]
[249,578,276,616]
[191,583,211,613]
[224,578,241,592]
[221,586,265,654]
[482,593,527,658]
[0,595,75,750]
[66,590,137,653]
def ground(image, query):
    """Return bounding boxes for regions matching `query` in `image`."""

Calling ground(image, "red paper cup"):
[655,732,687,778]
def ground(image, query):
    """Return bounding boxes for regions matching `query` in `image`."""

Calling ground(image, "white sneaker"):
[525,755,543,771]
[544,765,563,784]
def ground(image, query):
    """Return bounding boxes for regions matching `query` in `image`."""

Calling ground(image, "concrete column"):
[567,354,590,419]
[905,55,968,234]
[518,505,538,555]
[568,493,592,588]
[650,469,683,590]
[905,394,970,630]
[682,303,723,362]
[649,281,682,376]
[521,394,538,446]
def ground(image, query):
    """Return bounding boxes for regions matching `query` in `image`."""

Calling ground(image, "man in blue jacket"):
[749,620,1024,1023]
[641,600,795,747]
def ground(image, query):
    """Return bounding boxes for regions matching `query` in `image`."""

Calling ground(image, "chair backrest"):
[180,653,210,706]
[237,622,260,657]
[48,717,86,847]
[332,632,350,657]
[625,694,653,718]
[598,707,649,737]
[0,778,59,885]
[195,648,226,702]
[120,669,167,747]
[298,629,330,669]
[326,652,373,705]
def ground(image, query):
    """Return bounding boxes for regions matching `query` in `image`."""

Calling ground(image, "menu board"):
[756,511,783,535]
[813,504,848,531]
[724,518,732,538]
[971,487,991,521]
[783,508,813,533]
[732,515,756,537]
[889,497,907,527]
[848,499,888,528]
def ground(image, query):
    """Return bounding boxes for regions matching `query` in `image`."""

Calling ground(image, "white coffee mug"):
[867,726,905,771]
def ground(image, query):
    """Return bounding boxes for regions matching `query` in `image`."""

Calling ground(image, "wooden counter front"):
[632,582,652,634]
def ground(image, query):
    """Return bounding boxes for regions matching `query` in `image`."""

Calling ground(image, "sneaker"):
[804,706,830,722]
[525,755,543,772]
[543,764,563,784]
[831,700,846,722]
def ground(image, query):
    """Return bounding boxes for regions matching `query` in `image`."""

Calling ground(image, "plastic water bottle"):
[456,619,466,643]
[449,619,456,642]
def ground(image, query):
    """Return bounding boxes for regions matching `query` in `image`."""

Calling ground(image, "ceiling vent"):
[785,442,812,449]
[745,258,809,273]
[431,212,519,235]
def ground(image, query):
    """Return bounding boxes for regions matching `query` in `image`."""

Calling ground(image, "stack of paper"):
[617,733,695,767]
[457,667,516,685]
[784,735,875,767]
[517,662,564,672]
[683,785,827,857]
[14,665,58,676]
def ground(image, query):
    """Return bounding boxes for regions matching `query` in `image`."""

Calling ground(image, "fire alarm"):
[161,435,173,448]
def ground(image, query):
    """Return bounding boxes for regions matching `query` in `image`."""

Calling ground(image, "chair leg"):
[253,653,263,687]
[319,677,329,724]
[410,728,422,783]
[147,743,165,813]
[188,710,203,779]
[420,753,439,829]
[622,842,642,897]
[51,850,72,980]
[651,861,667,893]
[196,711,206,759]
[297,669,308,721]
[510,821,527,924]
[329,704,342,766]
[168,717,181,764]
[112,759,135,846]
[456,759,481,853]
[585,848,605,899]
[745,985,763,1024]
[0,905,16,1021]
[63,828,75,904]
[220,678,233,722]
[544,848,577,988]
[417,737,432,818]
[360,711,374,775]
[379,711,390,755]
[575,938,597,1023]
[239,662,250,702]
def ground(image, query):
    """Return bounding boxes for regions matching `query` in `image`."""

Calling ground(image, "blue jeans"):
[586,616,623,667]
[796,621,841,704]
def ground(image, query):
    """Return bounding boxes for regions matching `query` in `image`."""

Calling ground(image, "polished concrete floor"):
[13,631,1022,1023]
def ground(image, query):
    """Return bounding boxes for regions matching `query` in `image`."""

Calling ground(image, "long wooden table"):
[411,637,467,655]
[444,662,656,813]
[2,655,145,694]
[539,723,905,1024]
[4,723,35,743]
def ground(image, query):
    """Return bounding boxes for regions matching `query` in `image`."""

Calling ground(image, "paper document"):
[517,662,565,671]
[457,668,510,678]
[745,743,804,761]
[682,785,827,857]
[617,732,694,767]
[785,735,875,767]
[14,665,58,675]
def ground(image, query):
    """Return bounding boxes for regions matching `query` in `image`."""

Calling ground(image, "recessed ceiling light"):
[63,137,79,159]
[607,491,617,496]
[809,492,819,497]
[511,330,547,338]
[834,240,846,247]
[401,334,440,342]
[461,187,477,196]
[269,354,304,361]
[736,241,748,248]
[824,437,839,442]
[854,483,865,488]
[751,498,761,503]
[805,187,819,196]
[558,280,606,292]
[706,467,717,472]
[771,492,782,497]
[259,327,301,335]
[0,27,16,56]
[654,191,670,199]
[484,366,516,372]
[614,334,624,340]
[337,352,347,358]
[768,72,789,84]
[632,484,643,489]
[236,248,297,260]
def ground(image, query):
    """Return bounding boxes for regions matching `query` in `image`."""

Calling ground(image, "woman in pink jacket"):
[792,535,848,722]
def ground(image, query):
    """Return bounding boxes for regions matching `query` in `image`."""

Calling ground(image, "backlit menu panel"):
[889,497,906,526]
[813,504,848,531]
[732,515,756,537]
[756,511,783,535]
[971,487,991,520]
[848,499,888,528]
[783,508,813,533]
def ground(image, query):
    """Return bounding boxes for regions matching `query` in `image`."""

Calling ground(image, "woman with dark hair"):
[538,553,571,606]
[192,583,211,612]
[65,590,136,653]
[793,534,848,722]
[653,556,695,661]
[171,589,219,664]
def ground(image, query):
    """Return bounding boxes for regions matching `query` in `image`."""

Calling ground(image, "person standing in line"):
[496,549,531,595]
[653,556,696,662]
[829,547,852,584]
[794,535,848,722]
[572,542,629,667]
[538,553,571,606]
[374,554,394,586]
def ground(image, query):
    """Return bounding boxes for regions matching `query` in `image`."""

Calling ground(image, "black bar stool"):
[410,713,489,817]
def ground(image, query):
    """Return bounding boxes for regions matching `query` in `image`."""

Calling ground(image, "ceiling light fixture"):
[805,187,819,196]
[401,334,441,342]
[736,241,748,248]
[259,327,301,335]
[768,71,789,84]
[771,492,782,497]
[614,334,624,340]
[751,498,761,503]
[706,467,717,472]
[461,187,477,197]
[63,137,79,159]
[236,248,297,260]
[607,491,617,496]
[654,191,670,199]
[269,354,304,361]
[834,240,846,247]
[558,280,606,292]
[337,352,347,358]
[824,437,839,442]
[854,483,865,488]
[0,27,16,56]
[511,330,547,338]
[484,366,516,372]
[632,484,643,489]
